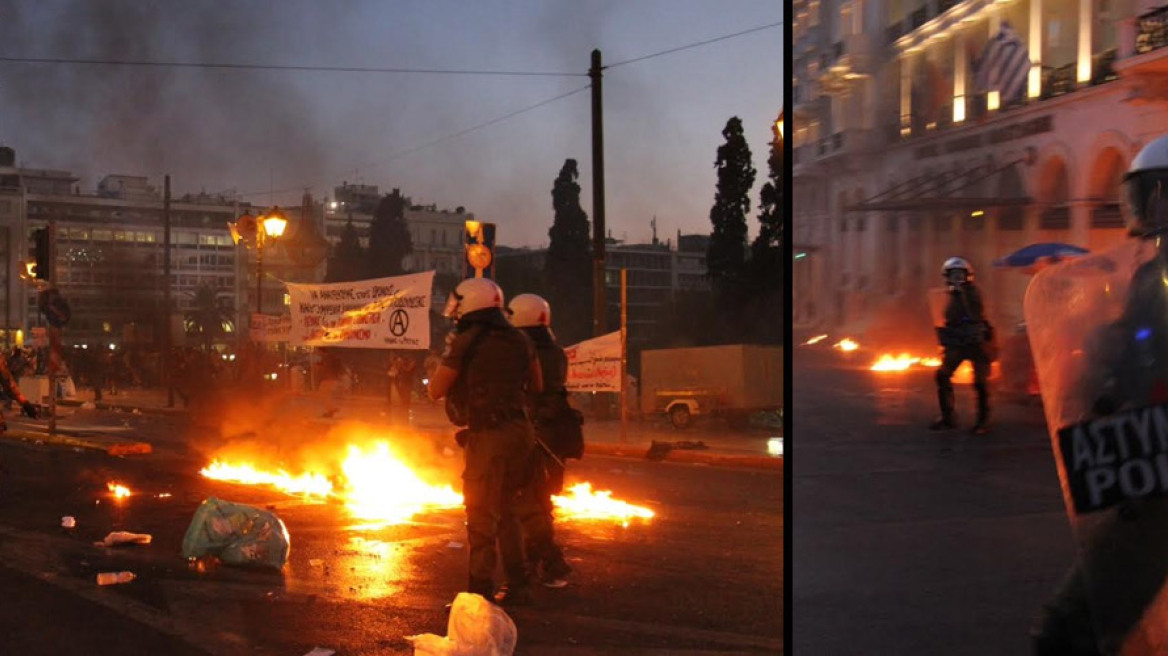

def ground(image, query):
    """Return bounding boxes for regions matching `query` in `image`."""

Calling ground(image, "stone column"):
[1029,0,1043,100]
[1070,199,1091,248]
[1077,0,1093,84]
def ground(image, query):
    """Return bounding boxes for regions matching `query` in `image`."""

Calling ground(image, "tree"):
[545,159,593,345]
[706,116,756,341]
[185,285,233,351]
[366,188,412,279]
[746,124,783,344]
[326,216,366,282]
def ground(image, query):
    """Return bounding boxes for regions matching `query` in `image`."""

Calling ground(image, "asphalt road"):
[0,401,782,655]
[792,348,1074,655]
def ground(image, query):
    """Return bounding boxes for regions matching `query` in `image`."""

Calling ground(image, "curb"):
[585,442,783,470]
[57,399,186,417]
[1,428,153,455]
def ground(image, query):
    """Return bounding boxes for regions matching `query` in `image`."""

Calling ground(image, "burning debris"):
[551,483,655,526]
[107,482,132,499]
[804,334,828,345]
[199,432,655,526]
[833,338,859,352]
[200,461,334,498]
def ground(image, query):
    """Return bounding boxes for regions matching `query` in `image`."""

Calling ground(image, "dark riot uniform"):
[499,325,574,583]
[442,307,539,598]
[934,282,993,429]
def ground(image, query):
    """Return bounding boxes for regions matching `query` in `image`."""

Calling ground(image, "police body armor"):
[1026,237,1168,654]
[444,314,532,431]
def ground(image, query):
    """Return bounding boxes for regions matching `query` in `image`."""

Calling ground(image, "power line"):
[0,55,585,78]
[237,84,592,200]
[606,21,782,69]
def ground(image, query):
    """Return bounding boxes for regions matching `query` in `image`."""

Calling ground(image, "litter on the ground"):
[96,571,135,586]
[406,592,517,656]
[303,648,335,656]
[181,497,290,570]
[94,531,152,547]
[61,516,75,528]
[309,558,324,567]
[446,541,464,549]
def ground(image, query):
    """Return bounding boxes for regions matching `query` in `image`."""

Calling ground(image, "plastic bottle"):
[96,571,135,586]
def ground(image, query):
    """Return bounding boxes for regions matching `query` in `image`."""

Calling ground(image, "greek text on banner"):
[564,330,621,392]
[287,271,435,349]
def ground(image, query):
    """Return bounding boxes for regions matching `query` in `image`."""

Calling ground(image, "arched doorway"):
[1086,146,1128,251]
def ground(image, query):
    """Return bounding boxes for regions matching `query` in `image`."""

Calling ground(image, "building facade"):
[23,172,242,347]
[323,183,474,279]
[794,0,1168,336]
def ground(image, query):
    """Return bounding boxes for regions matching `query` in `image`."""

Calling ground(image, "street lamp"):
[228,206,287,324]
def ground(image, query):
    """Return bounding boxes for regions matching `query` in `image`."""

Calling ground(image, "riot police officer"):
[428,278,543,605]
[930,257,995,434]
[502,293,577,588]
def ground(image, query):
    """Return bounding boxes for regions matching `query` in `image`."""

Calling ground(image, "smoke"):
[186,388,460,489]
[0,0,329,196]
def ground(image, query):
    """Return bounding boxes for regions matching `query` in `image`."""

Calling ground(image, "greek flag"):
[974,21,1030,104]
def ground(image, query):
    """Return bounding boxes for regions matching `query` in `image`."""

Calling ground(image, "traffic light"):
[463,220,496,279]
[33,227,51,281]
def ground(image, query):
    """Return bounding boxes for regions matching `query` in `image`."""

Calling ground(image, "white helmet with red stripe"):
[506,293,551,328]
[443,278,504,320]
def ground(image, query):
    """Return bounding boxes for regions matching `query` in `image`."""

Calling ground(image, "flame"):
[833,338,859,352]
[107,482,132,499]
[804,334,828,345]
[552,482,655,526]
[340,442,463,524]
[200,461,334,498]
[870,354,920,371]
[920,357,942,367]
[199,440,654,528]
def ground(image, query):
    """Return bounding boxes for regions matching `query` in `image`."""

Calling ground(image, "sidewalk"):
[53,387,783,469]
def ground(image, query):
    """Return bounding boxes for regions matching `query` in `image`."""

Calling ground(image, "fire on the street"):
[107,482,132,499]
[804,334,828,345]
[870,354,921,371]
[552,482,655,526]
[340,442,462,524]
[200,439,656,526]
[833,338,859,351]
[200,461,334,498]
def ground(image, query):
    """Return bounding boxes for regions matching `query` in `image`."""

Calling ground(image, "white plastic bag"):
[406,592,517,656]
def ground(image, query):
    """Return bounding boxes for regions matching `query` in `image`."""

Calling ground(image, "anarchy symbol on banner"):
[389,309,409,337]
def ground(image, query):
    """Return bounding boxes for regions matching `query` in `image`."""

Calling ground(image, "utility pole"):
[163,175,173,407]
[590,48,607,337]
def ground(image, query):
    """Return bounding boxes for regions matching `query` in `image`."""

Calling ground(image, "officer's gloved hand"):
[20,401,37,419]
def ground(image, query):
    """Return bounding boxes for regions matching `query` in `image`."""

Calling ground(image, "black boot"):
[930,384,957,430]
[972,383,991,435]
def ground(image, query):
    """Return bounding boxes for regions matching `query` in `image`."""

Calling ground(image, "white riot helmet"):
[443,278,504,320]
[506,293,551,328]
[942,256,974,285]
[1122,135,1168,238]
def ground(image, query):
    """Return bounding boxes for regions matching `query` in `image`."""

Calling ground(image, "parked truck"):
[640,345,783,429]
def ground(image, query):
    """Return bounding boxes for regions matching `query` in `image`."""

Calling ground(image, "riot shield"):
[1025,237,1168,654]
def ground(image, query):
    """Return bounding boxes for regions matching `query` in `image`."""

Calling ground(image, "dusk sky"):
[0,1,780,248]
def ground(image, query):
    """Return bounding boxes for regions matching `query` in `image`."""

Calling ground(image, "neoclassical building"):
[794,0,1168,335]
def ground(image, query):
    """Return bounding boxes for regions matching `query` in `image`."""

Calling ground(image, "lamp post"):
[228,207,287,335]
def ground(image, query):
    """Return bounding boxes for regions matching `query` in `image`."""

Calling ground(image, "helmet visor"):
[944,268,968,285]
[1122,169,1168,237]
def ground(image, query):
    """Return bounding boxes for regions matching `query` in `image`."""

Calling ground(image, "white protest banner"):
[287,271,435,349]
[564,330,621,392]
[250,314,293,344]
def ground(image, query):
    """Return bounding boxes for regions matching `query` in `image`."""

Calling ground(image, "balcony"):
[1136,5,1168,55]
[796,129,884,169]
